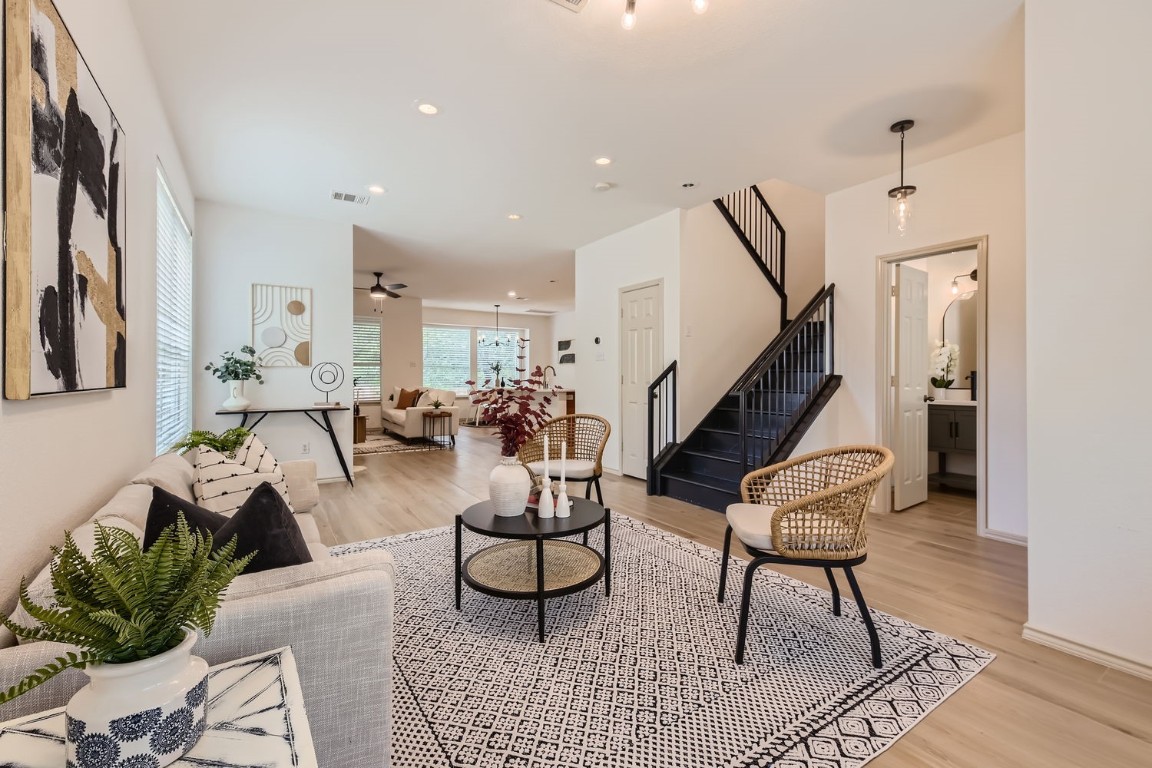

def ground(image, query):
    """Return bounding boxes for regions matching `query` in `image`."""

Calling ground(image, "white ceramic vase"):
[66,631,209,768]
[220,380,250,411]
[489,456,531,517]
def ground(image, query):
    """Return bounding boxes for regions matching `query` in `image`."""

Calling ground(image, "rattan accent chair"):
[718,445,895,666]
[518,414,611,505]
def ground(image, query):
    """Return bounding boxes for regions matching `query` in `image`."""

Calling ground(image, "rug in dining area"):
[332,515,994,768]
[353,433,440,455]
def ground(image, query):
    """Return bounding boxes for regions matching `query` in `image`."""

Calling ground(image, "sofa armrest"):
[281,460,319,513]
[201,550,394,767]
[0,551,395,768]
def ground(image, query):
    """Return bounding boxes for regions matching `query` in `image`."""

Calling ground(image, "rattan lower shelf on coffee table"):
[455,497,611,642]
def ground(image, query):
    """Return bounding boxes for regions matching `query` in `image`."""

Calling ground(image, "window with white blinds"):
[423,326,472,394]
[155,172,193,455]
[353,318,382,401]
[423,324,529,395]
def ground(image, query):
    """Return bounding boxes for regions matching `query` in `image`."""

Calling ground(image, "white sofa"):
[381,386,461,445]
[0,453,394,768]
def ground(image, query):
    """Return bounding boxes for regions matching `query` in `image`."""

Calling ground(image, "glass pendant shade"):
[691,0,709,14]
[622,0,636,29]
[888,187,914,236]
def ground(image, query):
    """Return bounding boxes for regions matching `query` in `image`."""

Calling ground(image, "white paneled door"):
[620,283,662,479]
[894,264,929,510]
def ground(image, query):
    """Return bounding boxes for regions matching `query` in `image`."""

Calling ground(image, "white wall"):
[757,179,827,306]
[679,201,781,433]
[818,133,1026,539]
[195,203,353,481]
[352,292,422,430]
[1025,0,1152,669]
[0,0,195,610]
[551,310,579,397]
[574,210,681,473]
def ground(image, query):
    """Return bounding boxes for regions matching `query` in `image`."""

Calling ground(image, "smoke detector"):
[546,0,588,12]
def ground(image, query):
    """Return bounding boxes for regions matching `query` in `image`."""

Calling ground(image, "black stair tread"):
[661,469,739,493]
[680,448,741,463]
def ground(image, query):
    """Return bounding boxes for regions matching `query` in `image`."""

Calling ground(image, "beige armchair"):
[717,445,895,666]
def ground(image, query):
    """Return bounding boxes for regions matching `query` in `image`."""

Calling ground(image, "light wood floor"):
[314,428,1152,767]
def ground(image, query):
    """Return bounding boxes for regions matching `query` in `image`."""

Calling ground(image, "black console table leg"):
[320,410,354,486]
[536,536,546,643]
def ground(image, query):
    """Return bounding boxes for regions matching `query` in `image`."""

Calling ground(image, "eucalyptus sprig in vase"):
[205,345,264,411]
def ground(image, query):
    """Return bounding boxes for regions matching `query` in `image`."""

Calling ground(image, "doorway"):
[619,281,663,479]
[877,238,989,534]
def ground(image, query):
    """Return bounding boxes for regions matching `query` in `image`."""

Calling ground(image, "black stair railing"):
[646,361,677,495]
[714,185,788,329]
[736,284,835,476]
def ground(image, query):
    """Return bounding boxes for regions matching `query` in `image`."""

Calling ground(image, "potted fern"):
[1,516,253,766]
[170,427,251,457]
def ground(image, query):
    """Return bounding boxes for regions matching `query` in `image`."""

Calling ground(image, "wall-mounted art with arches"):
[252,284,312,366]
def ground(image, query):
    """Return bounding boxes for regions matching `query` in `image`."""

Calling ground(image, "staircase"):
[647,184,841,512]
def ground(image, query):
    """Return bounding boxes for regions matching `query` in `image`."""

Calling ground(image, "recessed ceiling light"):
[508,291,517,298]
[516,297,528,301]
[507,213,522,220]
[682,182,697,188]
[367,185,386,195]
[594,157,612,166]
[416,102,439,115]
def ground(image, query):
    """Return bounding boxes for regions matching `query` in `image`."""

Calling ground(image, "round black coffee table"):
[455,497,611,642]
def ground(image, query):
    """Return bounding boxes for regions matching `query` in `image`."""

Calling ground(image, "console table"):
[217,405,353,485]
[0,647,317,768]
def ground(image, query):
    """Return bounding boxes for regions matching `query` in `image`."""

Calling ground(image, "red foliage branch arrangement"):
[467,340,560,457]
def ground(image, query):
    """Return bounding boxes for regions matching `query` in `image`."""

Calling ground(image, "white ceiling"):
[126,0,1024,313]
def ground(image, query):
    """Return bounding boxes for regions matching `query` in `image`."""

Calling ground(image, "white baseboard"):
[1022,624,1152,681]
[980,528,1027,546]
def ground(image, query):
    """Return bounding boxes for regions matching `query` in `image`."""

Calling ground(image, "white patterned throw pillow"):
[193,435,292,516]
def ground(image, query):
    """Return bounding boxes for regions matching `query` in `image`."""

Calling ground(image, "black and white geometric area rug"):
[332,516,993,768]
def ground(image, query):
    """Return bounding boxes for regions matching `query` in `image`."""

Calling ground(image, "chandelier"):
[478,304,518,348]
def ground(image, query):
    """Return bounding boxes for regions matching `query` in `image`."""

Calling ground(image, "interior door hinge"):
[890,286,897,297]
[891,375,897,387]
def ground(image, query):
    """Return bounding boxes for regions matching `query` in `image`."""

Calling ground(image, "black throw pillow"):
[144,486,229,550]
[212,481,313,574]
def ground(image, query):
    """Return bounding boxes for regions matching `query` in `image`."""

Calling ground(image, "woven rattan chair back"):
[518,414,611,504]
[739,445,894,560]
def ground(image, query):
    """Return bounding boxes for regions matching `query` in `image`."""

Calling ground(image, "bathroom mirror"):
[942,290,977,388]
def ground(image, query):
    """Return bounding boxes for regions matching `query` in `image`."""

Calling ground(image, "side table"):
[0,647,317,768]
[422,410,454,448]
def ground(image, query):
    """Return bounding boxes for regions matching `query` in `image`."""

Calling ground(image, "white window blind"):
[423,326,472,394]
[155,172,193,455]
[353,318,382,401]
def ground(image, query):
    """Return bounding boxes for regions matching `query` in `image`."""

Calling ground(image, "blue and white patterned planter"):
[65,632,208,768]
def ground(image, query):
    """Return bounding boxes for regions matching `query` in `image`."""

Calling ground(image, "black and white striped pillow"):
[193,435,291,517]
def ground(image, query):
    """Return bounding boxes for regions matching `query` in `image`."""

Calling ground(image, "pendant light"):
[888,119,916,236]
[621,0,636,30]
[478,304,516,348]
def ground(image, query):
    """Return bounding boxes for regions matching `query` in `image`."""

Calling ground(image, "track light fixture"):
[888,119,917,236]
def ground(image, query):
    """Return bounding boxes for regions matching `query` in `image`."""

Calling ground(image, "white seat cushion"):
[526,459,597,480]
[727,502,853,553]
[725,503,779,552]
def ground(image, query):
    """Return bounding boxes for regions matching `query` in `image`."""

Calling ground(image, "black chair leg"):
[585,481,592,499]
[735,557,764,665]
[591,477,604,506]
[843,566,882,668]
[824,567,841,616]
[718,526,734,603]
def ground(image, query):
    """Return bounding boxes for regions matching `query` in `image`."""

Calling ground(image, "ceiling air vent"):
[546,0,587,12]
[525,309,557,315]
[331,190,370,206]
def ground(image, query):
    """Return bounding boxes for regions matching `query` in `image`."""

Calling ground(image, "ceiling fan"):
[356,272,407,300]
